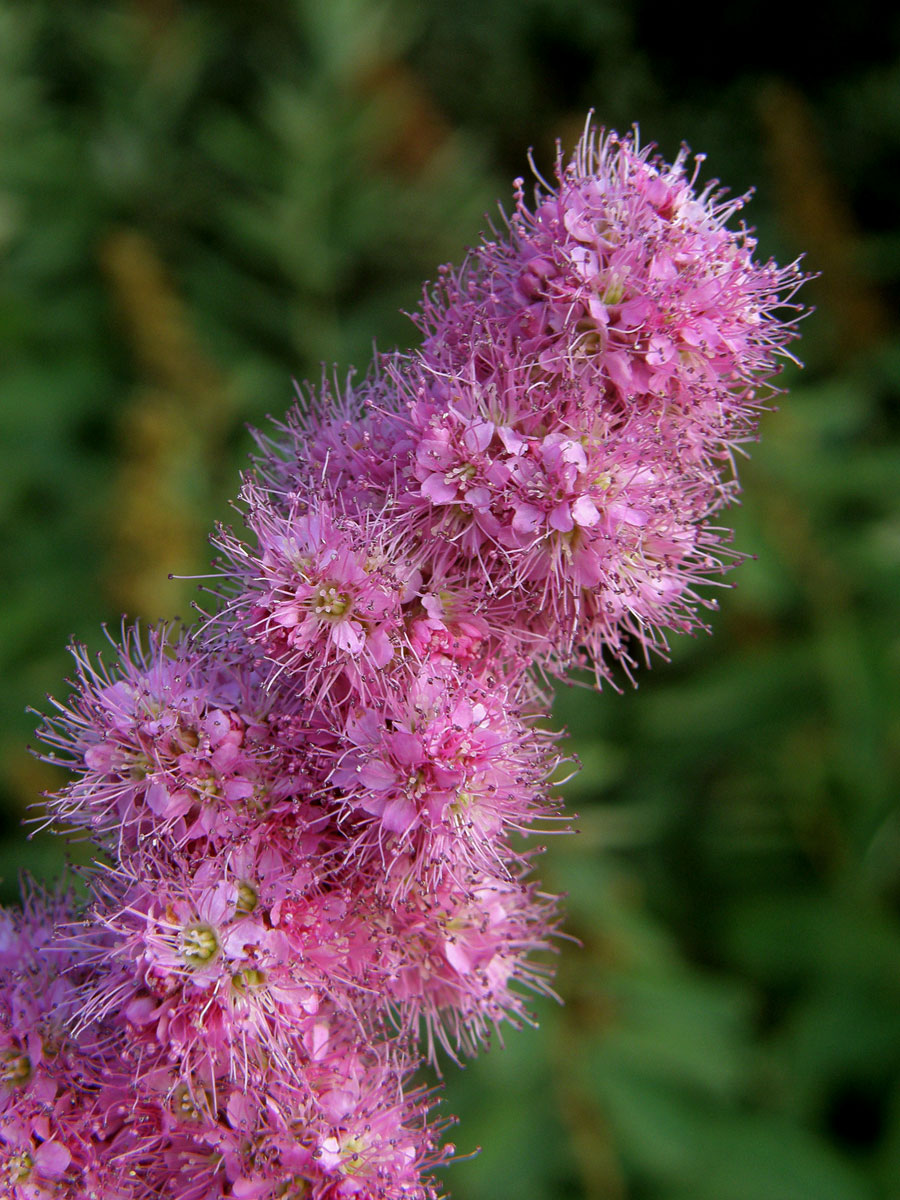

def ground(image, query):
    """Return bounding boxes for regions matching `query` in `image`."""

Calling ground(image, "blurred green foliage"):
[0,2,898,1197]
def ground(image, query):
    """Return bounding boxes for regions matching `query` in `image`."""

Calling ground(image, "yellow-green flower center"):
[1,1051,32,1088]
[128,751,152,781]
[180,923,219,967]
[9,1151,32,1182]
[276,1179,311,1199]
[235,880,258,914]
[574,316,603,354]
[601,278,626,305]
[232,967,266,993]
[339,1132,371,1173]
[315,585,351,618]
[172,1082,209,1122]
[448,789,474,820]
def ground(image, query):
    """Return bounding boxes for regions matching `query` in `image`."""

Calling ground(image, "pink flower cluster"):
[3,125,803,1197]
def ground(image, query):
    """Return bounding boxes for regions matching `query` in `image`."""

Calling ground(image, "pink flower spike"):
[22,114,805,1198]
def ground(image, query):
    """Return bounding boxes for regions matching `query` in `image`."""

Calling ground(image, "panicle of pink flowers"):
[1,123,804,1198]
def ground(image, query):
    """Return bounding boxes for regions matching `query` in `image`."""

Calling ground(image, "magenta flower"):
[404,128,803,678]
[129,1037,451,1200]
[420,128,802,454]
[81,855,386,1085]
[217,491,416,700]
[39,627,287,853]
[379,870,560,1059]
[256,365,414,515]
[329,663,559,892]
[0,886,140,1200]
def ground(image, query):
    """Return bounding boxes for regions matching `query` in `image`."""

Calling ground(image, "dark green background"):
[1,2,898,1197]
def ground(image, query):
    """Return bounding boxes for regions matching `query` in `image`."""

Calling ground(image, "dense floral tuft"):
[7,121,804,1197]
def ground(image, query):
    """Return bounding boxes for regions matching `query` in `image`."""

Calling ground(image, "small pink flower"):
[216,492,411,701]
[330,665,559,892]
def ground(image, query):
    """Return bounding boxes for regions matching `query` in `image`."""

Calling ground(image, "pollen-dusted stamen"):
[179,922,219,967]
[406,768,426,796]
